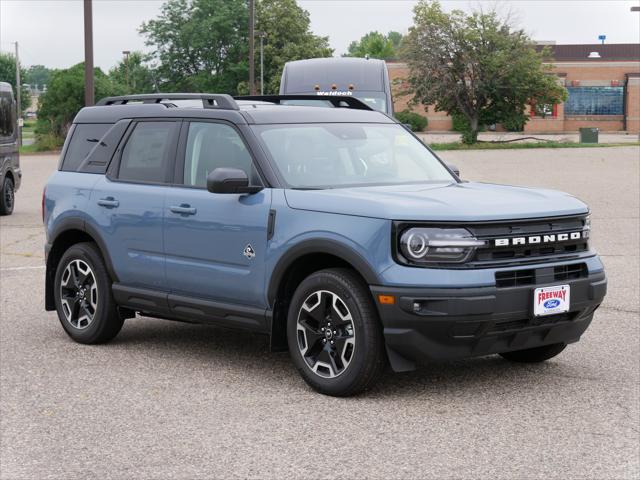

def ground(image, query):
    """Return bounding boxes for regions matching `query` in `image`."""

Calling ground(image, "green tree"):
[346,31,400,60]
[255,0,333,94]
[36,63,125,142]
[403,1,566,143]
[109,51,157,94]
[140,0,332,95]
[387,31,404,51]
[140,0,249,93]
[0,52,30,114]
[25,65,53,89]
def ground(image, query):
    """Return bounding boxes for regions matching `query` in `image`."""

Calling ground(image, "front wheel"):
[54,242,124,344]
[287,268,386,397]
[0,176,15,215]
[500,343,567,363]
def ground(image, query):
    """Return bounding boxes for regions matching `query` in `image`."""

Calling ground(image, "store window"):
[565,86,624,115]
[532,103,557,118]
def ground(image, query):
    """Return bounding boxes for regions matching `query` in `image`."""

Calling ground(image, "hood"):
[284,182,588,222]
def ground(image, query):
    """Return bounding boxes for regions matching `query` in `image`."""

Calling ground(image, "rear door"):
[89,120,180,290]
[163,120,271,310]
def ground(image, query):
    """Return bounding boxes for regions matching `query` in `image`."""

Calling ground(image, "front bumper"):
[371,270,607,372]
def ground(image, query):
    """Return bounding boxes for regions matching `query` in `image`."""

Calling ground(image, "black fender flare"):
[266,238,380,306]
[47,217,119,281]
[45,217,119,310]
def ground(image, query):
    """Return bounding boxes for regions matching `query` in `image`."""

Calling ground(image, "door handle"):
[97,197,119,208]
[170,204,197,215]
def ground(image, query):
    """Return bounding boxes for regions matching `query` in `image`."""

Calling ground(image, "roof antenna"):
[365,54,370,60]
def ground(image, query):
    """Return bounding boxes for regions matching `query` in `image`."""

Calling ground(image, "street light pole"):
[14,42,21,147]
[83,0,94,106]
[248,0,256,95]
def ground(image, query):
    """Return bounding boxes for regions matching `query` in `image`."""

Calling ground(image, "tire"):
[54,242,124,344]
[287,268,386,397]
[500,343,567,363]
[0,176,15,216]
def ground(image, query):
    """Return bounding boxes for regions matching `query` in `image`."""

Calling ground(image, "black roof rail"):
[234,94,373,111]
[96,93,239,110]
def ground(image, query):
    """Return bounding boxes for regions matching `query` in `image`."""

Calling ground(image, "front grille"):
[467,215,590,266]
[495,269,535,288]
[554,263,588,281]
[495,262,588,288]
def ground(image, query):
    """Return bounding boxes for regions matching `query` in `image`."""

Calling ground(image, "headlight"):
[399,227,486,265]
[583,214,591,239]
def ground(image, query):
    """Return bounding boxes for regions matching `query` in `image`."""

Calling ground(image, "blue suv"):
[43,94,607,396]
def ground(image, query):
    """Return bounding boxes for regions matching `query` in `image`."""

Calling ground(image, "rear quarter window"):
[61,123,112,171]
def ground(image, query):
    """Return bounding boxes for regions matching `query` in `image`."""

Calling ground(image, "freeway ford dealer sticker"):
[534,285,570,316]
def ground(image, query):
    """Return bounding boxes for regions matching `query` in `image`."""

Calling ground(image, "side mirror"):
[206,168,263,194]
[447,163,460,177]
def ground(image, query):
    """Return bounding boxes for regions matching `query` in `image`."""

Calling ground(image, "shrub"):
[501,112,527,132]
[395,110,428,131]
[34,132,65,151]
[451,112,469,133]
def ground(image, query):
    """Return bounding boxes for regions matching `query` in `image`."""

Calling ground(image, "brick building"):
[388,43,640,133]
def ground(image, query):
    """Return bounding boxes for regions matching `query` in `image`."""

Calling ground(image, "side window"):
[118,122,176,183]
[61,123,112,171]
[183,122,257,187]
[0,92,15,140]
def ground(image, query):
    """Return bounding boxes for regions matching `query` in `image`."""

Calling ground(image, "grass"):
[19,144,51,155]
[429,141,640,151]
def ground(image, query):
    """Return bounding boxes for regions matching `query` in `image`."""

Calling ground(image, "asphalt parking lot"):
[1,147,638,479]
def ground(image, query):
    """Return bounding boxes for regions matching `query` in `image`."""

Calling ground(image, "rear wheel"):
[54,242,124,344]
[0,176,15,215]
[500,343,567,363]
[287,268,385,396]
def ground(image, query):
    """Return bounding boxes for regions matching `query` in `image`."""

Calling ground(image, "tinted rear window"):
[61,123,112,171]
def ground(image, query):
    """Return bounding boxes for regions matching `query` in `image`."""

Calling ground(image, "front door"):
[163,121,271,309]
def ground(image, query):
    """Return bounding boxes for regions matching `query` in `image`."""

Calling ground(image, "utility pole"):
[14,42,21,147]
[257,31,266,95]
[248,0,256,95]
[84,0,94,106]
[122,50,131,90]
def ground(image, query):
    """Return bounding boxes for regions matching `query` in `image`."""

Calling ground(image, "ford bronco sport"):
[43,94,607,396]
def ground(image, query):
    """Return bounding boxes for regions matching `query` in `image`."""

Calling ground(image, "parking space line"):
[0,265,45,272]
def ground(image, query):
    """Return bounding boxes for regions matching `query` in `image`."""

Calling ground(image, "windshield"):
[281,92,387,113]
[351,92,387,112]
[254,123,455,189]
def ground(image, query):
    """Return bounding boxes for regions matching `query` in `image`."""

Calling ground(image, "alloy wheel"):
[60,259,98,330]
[296,290,356,378]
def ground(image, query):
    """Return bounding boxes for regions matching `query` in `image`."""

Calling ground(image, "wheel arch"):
[45,219,118,311]
[267,239,380,351]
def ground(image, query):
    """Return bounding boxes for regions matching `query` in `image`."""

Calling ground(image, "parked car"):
[43,93,607,396]
[0,82,21,215]
[279,57,394,115]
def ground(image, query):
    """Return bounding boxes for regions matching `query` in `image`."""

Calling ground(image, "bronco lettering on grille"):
[494,231,586,247]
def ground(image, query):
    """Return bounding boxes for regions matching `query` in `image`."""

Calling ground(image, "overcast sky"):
[1,0,639,71]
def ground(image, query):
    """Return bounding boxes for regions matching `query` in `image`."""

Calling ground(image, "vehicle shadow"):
[110,316,574,398]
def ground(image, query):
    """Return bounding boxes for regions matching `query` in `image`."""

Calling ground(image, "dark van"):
[279,57,393,115]
[0,82,20,215]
